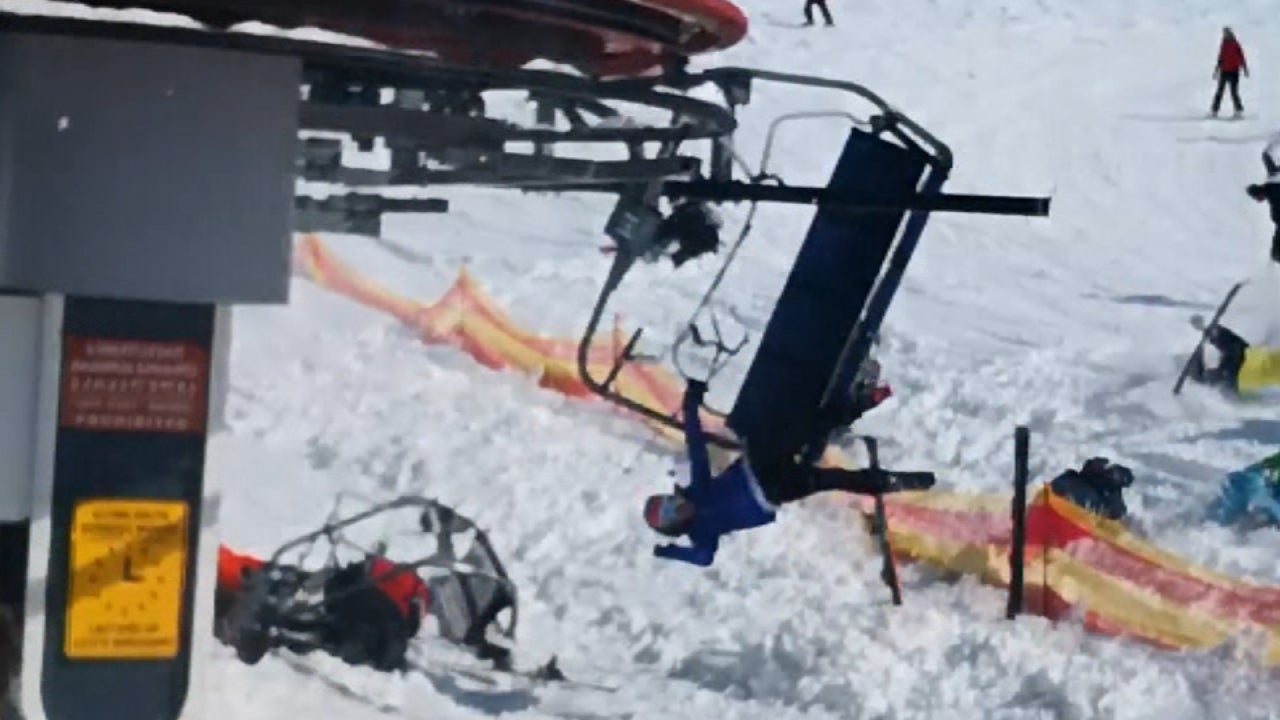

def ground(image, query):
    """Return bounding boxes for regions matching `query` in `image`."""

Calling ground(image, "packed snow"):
[10,0,1280,717]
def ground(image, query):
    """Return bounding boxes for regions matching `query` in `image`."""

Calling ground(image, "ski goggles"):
[644,494,686,531]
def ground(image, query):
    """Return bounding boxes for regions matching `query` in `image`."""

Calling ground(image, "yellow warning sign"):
[65,499,188,659]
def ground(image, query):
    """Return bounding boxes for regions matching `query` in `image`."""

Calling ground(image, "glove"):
[1247,184,1266,202]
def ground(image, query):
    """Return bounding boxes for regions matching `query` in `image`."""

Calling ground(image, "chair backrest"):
[728,126,943,463]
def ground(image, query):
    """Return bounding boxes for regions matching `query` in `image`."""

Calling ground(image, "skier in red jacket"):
[1211,27,1248,118]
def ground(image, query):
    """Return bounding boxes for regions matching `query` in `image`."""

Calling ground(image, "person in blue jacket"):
[642,376,935,567]
[1207,450,1280,526]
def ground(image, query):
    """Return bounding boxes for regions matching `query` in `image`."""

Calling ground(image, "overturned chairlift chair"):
[220,494,519,669]
[579,69,1047,456]
[575,71,1050,603]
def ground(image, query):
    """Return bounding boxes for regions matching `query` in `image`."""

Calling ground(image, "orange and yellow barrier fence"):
[294,234,1280,667]
[295,234,687,442]
[868,487,1280,665]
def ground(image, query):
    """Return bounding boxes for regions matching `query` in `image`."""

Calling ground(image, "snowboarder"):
[803,0,833,27]
[1048,457,1134,521]
[1207,450,1280,526]
[1247,134,1280,263]
[1210,27,1248,118]
[642,371,934,568]
[1185,319,1280,397]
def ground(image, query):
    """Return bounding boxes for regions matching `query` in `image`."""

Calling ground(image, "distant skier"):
[642,367,935,568]
[1210,27,1248,118]
[803,0,833,27]
[1185,320,1280,397]
[1247,134,1280,262]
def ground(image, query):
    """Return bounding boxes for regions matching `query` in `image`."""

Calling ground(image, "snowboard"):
[1173,281,1246,395]
[411,655,619,694]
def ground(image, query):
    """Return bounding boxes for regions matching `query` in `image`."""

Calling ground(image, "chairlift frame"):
[231,494,519,664]
[575,68,1050,450]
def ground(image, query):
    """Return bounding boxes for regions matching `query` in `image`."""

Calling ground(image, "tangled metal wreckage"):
[214,495,530,676]
[0,0,1051,683]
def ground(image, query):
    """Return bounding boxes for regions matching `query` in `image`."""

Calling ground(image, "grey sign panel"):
[0,31,299,303]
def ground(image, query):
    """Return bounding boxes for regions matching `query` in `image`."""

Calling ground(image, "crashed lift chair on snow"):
[216,496,519,672]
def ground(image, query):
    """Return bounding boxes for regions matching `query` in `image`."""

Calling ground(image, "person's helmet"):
[643,493,694,537]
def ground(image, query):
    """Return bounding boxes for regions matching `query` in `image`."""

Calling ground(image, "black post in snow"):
[1006,426,1030,620]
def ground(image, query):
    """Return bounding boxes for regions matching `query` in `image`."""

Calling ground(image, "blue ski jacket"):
[1207,451,1280,526]
[653,382,777,567]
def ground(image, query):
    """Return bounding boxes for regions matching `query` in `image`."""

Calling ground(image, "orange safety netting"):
[294,234,685,442]
[862,487,1280,665]
[294,234,1280,666]
[294,234,848,462]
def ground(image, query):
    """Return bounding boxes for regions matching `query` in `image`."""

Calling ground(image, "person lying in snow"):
[215,544,433,672]
[1207,450,1280,527]
[642,366,935,568]
[1048,457,1135,521]
[1185,321,1280,398]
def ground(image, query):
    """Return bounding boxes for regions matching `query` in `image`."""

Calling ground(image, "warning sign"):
[65,499,189,660]
[59,337,208,434]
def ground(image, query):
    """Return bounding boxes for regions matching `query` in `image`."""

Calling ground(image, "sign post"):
[36,299,214,720]
[0,26,298,720]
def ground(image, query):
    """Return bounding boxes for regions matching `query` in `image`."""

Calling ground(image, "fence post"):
[1006,425,1030,619]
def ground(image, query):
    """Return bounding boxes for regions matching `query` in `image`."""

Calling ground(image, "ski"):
[1173,281,1246,395]
[861,437,903,605]
[411,655,619,693]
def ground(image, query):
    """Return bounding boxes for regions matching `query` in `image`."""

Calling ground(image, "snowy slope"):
[212,2,1280,718]
[9,0,1280,717]
[212,1,1280,715]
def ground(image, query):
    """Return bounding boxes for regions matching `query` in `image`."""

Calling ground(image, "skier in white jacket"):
[1248,134,1280,262]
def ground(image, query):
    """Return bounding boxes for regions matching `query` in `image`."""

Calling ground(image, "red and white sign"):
[59,337,208,433]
